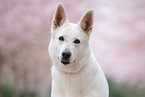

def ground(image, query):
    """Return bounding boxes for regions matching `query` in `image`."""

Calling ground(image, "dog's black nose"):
[62,51,71,59]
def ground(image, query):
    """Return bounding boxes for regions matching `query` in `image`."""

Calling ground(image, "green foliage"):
[107,78,145,97]
[0,86,14,97]
[19,91,36,97]
[1,78,145,97]
[0,86,37,97]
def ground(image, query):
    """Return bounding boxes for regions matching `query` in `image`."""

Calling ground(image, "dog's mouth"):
[61,58,70,65]
[58,57,76,65]
[58,57,70,65]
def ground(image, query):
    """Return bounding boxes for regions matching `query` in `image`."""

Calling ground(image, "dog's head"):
[49,4,94,73]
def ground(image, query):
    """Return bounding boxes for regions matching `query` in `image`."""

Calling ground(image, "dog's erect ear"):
[78,10,94,37]
[53,4,68,31]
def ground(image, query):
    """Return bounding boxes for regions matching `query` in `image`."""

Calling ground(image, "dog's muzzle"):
[61,51,71,65]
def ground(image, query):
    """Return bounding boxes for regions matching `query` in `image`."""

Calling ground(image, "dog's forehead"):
[57,23,86,39]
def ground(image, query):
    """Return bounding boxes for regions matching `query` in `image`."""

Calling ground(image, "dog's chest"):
[52,66,90,96]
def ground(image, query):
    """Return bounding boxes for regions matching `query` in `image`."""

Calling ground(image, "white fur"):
[49,4,109,97]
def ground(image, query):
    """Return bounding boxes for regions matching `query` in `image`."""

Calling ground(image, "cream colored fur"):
[49,4,109,97]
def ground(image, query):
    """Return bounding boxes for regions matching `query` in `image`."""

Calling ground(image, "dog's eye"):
[74,39,80,44]
[59,36,64,41]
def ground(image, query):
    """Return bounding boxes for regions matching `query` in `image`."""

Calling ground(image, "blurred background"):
[0,0,145,97]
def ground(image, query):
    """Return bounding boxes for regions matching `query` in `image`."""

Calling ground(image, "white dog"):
[49,4,109,97]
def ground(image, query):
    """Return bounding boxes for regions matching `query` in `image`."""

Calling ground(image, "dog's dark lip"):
[58,57,76,65]
[61,61,70,65]
[61,58,70,65]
